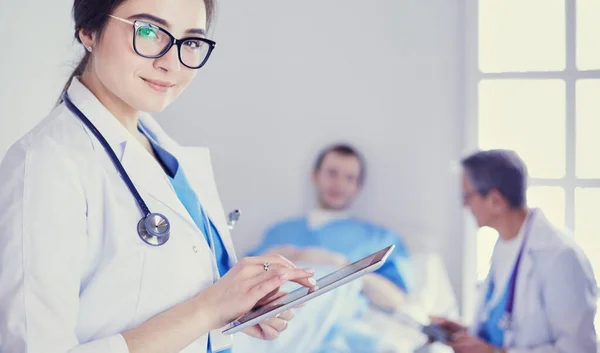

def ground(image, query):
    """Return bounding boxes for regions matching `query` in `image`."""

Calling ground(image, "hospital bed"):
[231,251,458,353]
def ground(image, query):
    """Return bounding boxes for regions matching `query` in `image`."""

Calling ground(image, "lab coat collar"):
[138,114,238,265]
[65,78,200,243]
[504,208,558,344]
[506,208,562,314]
[172,145,239,265]
[522,208,563,252]
[66,77,133,151]
[65,78,237,266]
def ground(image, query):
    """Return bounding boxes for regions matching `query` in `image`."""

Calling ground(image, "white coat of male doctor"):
[432,149,597,353]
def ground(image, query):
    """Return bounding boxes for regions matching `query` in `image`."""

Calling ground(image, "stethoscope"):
[227,209,241,230]
[63,93,241,247]
[480,209,536,331]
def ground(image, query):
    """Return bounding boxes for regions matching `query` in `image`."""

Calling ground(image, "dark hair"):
[57,0,215,104]
[461,149,528,209]
[314,143,366,184]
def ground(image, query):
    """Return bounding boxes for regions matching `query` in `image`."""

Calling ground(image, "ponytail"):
[56,51,91,106]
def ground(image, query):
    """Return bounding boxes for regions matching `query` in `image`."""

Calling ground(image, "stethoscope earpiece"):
[227,209,241,230]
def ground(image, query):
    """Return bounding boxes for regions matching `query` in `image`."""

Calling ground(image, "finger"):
[258,321,280,340]
[429,316,444,324]
[255,290,286,307]
[261,317,288,332]
[246,271,293,303]
[267,291,288,302]
[450,331,468,343]
[449,340,470,350]
[245,254,298,269]
[245,267,315,293]
[430,318,451,329]
[277,309,295,321]
[255,288,280,306]
[250,262,313,280]
[236,259,289,279]
[434,320,458,332]
[289,275,318,289]
[449,335,471,349]
[238,256,314,280]
[284,268,317,288]
[448,338,465,349]
[242,325,263,339]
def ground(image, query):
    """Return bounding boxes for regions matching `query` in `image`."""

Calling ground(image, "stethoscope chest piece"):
[138,213,171,246]
[63,93,173,247]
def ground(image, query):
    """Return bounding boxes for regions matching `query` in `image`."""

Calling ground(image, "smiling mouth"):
[142,78,175,93]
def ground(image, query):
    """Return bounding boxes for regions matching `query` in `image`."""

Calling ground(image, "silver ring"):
[263,262,270,272]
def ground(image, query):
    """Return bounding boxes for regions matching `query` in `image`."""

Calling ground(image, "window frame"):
[462,0,600,323]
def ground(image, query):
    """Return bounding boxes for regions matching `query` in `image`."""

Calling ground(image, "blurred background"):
[1,0,599,340]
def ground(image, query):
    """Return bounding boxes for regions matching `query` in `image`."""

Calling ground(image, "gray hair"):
[461,149,528,209]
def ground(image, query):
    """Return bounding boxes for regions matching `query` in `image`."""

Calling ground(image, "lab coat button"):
[193,245,198,253]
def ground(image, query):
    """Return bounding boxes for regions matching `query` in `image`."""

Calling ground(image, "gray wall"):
[0,0,78,155]
[0,0,466,308]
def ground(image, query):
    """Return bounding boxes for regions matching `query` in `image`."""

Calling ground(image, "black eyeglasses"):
[109,15,216,69]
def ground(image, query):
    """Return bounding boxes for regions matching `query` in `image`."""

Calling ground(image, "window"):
[465,0,600,329]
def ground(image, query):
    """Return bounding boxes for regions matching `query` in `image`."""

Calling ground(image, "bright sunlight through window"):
[473,0,600,331]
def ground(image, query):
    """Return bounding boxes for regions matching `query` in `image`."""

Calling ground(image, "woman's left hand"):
[242,309,295,340]
[241,290,296,340]
[448,332,498,353]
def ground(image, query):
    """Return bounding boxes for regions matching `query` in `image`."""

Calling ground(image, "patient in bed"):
[235,144,439,352]
[250,143,413,309]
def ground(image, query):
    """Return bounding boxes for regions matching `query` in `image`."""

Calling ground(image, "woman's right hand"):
[196,254,317,330]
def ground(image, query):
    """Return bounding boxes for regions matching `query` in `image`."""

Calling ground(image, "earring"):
[86,46,92,52]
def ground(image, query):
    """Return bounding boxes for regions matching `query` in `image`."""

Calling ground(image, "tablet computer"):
[221,244,396,334]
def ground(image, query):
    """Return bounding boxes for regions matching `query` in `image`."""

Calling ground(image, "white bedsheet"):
[231,252,457,353]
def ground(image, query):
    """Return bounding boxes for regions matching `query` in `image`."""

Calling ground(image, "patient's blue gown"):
[249,217,413,293]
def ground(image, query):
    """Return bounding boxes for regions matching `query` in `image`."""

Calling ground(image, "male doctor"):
[433,149,597,353]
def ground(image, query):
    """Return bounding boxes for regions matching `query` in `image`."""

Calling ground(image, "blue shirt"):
[249,217,413,292]
[140,125,231,353]
[477,272,513,347]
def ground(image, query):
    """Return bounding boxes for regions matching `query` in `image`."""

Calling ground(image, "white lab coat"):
[0,78,238,353]
[468,209,598,353]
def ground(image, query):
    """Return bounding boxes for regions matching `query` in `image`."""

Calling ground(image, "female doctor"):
[432,149,597,353]
[0,0,317,352]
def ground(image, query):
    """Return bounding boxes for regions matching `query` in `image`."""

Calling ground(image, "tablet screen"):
[227,245,395,328]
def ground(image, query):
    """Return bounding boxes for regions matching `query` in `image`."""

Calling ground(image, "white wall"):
[0,0,467,310]
[156,0,466,301]
[0,0,80,154]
